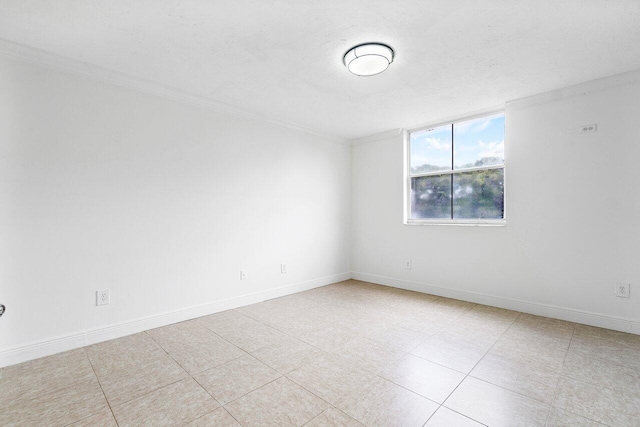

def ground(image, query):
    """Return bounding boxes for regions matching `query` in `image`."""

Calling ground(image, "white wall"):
[352,77,640,333]
[3,53,639,369]
[0,56,351,366]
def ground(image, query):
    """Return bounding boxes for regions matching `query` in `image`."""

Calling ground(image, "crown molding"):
[0,38,349,145]
[507,68,640,110]
[349,128,403,146]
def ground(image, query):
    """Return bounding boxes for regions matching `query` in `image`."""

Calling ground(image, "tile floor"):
[1,280,639,426]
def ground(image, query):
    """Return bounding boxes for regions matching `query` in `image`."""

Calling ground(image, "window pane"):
[411,175,452,219]
[410,125,452,174]
[453,169,504,219]
[453,113,504,170]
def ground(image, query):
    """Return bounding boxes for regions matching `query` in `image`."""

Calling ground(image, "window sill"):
[404,219,506,226]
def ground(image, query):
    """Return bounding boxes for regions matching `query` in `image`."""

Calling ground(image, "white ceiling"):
[1,1,640,140]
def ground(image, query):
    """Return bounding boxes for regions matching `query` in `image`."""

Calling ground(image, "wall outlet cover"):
[615,283,630,298]
[96,289,110,306]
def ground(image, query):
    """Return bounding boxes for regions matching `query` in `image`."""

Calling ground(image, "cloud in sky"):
[425,137,451,151]
[478,140,504,158]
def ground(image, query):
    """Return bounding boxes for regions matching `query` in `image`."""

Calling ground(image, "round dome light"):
[343,43,394,77]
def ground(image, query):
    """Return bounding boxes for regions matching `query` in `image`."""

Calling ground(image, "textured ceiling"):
[1,1,640,140]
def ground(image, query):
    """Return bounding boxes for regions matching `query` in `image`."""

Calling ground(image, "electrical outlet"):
[240,270,247,280]
[96,289,110,306]
[281,264,287,274]
[615,283,630,298]
[580,124,597,133]
[405,260,412,270]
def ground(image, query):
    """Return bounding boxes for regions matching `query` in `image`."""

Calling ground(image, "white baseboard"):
[352,272,640,335]
[4,270,637,368]
[0,272,350,368]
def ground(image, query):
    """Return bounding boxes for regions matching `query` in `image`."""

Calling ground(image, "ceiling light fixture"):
[343,43,394,77]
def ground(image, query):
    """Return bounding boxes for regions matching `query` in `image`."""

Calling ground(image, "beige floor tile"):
[573,324,632,344]
[554,376,640,426]
[410,333,492,374]
[490,333,568,372]
[396,312,454,336]
[569,325,640,371]
[112,378,218,426]
[148,320,245,374]
[384,288,439,309]
[461,305,519,325]
[502,328,574,352]
[66,408,118,427]
[1,348,91,381]
[424,407,485,427]
[305,407,364,427]
[97,352,189,406]
[361,323,430,353]
[194,355,281,405]
[335,376,438,427]
[562,350,640,394]
[286,353,374,404]
[513,313,575,331]
[147,319,222,349]
[167,342,245,375]
[0,349,95,405]
[545,407,606,427]
[341,311,390,331]
[380,354,465,403]
[6,281,640,427]
[85,333,166,376]
[369,307,419,327]
[328,311,390,336]
[429,297,476,316]
[470,351,560,404]
[332,336,405,374]
[444,377,550,427]
[198,310,292,353]
[224,377,328,427]
[296,323,359,353]
[0,377,109,426]
[235,295,313,323]
[444,323,505,347]
[189,407,242,426]
[507,314,575,349]
[261,312,323,336]
[251,337,325,374]
[303,303,355,323]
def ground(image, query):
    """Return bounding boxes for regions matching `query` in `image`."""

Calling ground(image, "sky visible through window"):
[410,113,504,173]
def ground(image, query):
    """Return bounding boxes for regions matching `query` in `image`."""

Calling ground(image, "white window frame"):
[403,110,506,226]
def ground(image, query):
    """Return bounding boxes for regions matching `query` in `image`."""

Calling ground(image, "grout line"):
[11,281,630,426]
[422,407,490,427]
[221,375,283,406]
[82,347,120,427]
[222,407,245,427]
[433,311,523,425]
[143,329,196,376]
[371,371,443,408]
[543,324,613,426]
[543,322,576,426]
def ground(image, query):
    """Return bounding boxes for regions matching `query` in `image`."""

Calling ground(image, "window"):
[406,112,505,225]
